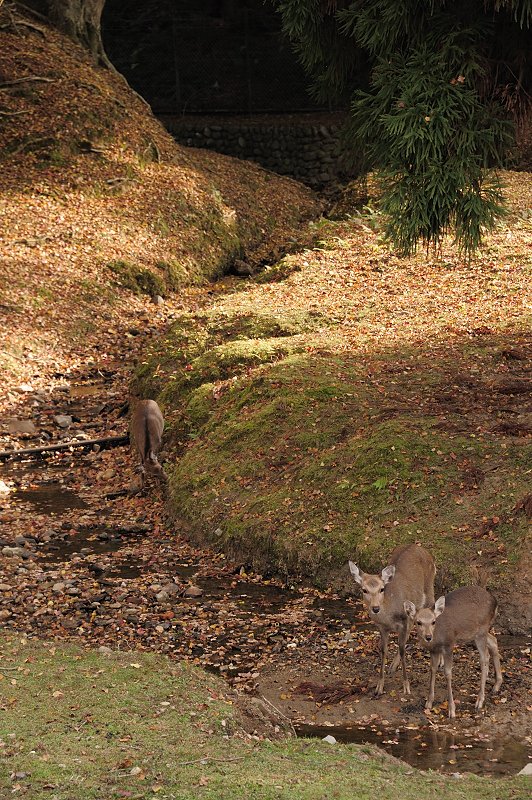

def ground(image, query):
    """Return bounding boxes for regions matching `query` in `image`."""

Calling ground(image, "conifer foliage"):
[276,0,531,256]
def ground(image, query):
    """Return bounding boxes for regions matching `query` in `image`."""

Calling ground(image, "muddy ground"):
[0,297,531,778]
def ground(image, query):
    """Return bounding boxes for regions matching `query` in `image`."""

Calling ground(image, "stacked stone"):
[167,119,352,187]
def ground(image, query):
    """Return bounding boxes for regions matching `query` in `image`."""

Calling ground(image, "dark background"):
[102,0,336,114]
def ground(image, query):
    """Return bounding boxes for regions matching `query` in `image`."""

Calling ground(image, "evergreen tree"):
[275,0,531,256]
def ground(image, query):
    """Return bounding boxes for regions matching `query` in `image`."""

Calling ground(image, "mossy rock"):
[107,260,166,297]
[253,257,302,284]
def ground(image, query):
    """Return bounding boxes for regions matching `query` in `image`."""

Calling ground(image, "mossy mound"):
[134,309,530,596]
[107,260,166,297]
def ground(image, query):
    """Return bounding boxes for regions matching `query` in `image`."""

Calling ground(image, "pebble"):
[518,763,532,776]
[2,546,29,559]
[14,536,30,547]
[7,419,38,435]
[54,415,72,428]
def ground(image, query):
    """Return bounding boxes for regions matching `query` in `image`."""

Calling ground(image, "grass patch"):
[0,634,528,800]
[107,260,166,297]
[135,312,531,595]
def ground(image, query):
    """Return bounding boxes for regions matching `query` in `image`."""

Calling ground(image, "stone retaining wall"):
[158,114,354,187]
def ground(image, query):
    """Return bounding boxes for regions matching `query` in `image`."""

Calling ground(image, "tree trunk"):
[20,0,109,65]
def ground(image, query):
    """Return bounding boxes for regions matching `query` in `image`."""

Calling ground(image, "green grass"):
[133,306,530,594]
[0,635,528,800]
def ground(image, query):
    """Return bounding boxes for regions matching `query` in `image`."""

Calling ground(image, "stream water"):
[295,723,529,776]
[1,467,530,777]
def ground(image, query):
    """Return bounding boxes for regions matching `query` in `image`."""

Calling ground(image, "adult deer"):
[130,399,166,491]
[404,585,503,718]
[349,543,435,696]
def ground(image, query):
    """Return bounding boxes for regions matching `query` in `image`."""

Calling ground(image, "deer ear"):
[348,561,363,585]
[381,565,395,584]
[434,596,446,616]
[404,600,416,619]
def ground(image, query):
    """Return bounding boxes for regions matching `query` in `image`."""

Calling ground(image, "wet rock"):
[100,469,116,480]
[61,619,79,629]
[54,415,72,428]
[14,536,31,547]
[2,546,30,559]
[7,419,38,435]
[161,582,181,596]
[183,585,203,598]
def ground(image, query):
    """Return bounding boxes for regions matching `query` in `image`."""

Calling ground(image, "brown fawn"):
[404,585,503,718]
[130,399,166,491]
[349,543,436,696]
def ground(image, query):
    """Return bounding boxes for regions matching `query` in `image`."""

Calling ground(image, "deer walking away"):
[130,399,166,490]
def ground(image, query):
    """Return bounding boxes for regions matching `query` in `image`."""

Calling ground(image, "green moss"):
[156,258,190,289]
[133,309,531,594]
[254,256,303,283]
[107,260,166,297]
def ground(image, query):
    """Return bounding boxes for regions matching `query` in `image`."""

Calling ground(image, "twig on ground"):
[0,76,55,89]
[0,433,129,461]
[260,694,297,737]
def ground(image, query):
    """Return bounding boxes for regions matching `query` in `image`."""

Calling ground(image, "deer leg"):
[487,633,503,694]
[390,618,411,676]
[397,623,411,695]
[443,650,455,718]
[425,651,439,710]
[375,629,389,696]
[474,634,490,711]
[389,650,400,674]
